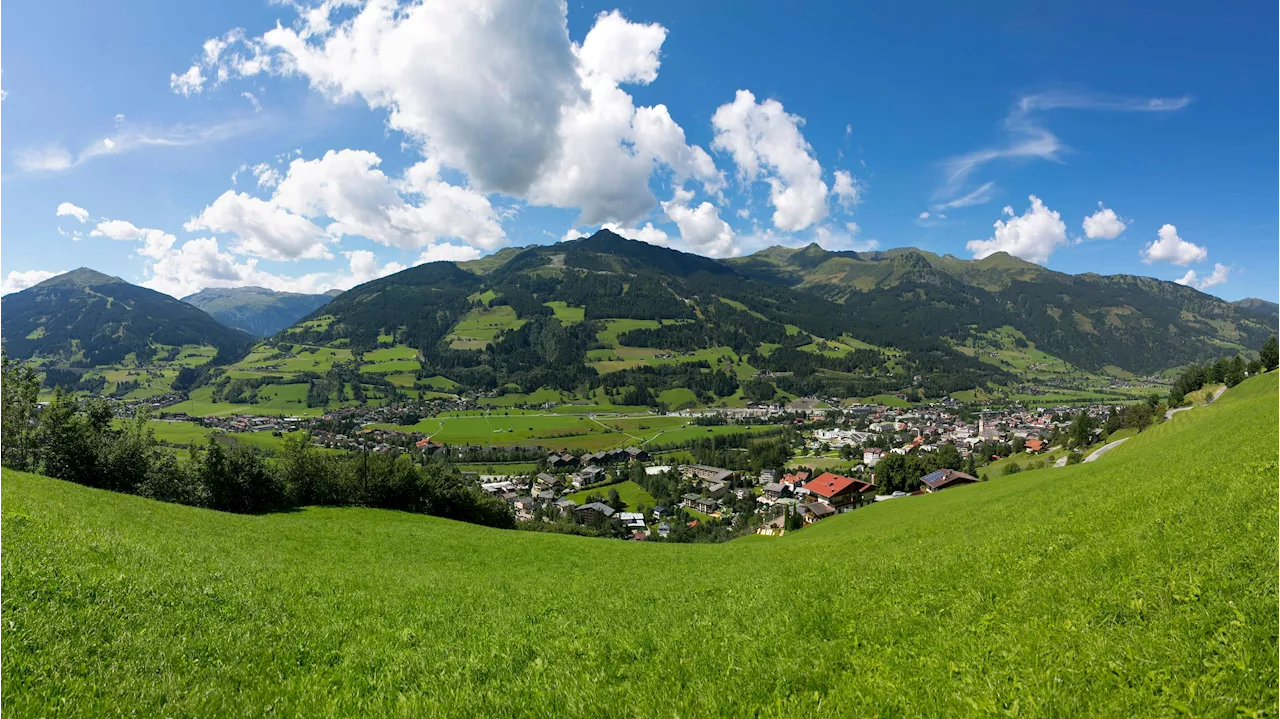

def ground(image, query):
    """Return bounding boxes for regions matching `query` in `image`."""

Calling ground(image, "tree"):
[1103,406,1122,436]
[1,351,41,471]
[1011,436,1026,454]
[1261,336,1278,371]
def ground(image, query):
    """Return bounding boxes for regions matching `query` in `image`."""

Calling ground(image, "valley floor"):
[3,375,1277,717]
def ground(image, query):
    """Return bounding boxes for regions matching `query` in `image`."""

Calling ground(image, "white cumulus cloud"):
[712,89,828,232]
[56,202,90,223]
[142,237,406,298]
[966,195,1067,265]
[1,269,64,295]
[90,219,177,259]
[1082,202,1128,240]
[1174,263,1229,290]
[601,221,671,247]
[186,149,508,261]
[182,4,721,229]
[1142,224,1207,265]
[169,65,206,96]
[662,187,737,257]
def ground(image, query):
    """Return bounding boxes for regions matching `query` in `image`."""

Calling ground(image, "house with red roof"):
[801,472,875,509]
[780,470,810,488]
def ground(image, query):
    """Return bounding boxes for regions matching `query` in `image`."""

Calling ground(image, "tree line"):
[2,354,514,528]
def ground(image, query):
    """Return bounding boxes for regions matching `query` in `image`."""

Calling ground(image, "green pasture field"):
[446,305,526,350]
[4,374,1275,715]
[544,301,585,323]
[566,480,656,510]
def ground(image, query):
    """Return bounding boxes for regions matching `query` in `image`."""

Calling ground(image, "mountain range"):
[3,238,1275,400]
[182,286,337,337]
[0,268,252,365]
[292,231,1274,377]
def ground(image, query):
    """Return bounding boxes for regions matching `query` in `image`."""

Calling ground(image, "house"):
[679,492,702,509]
[758,469,778,485]
[802,472,874,508]
[513,496,541,512]
[553,498,577,516]
[682,464,733,484]
[573,502,616,524]
[570,466,605,488]
[780,471,809,488]
[657,522,672,538]
[918,468,980,493]
[1024,438,1045,453]
[625,447,651,462]
[693,497,719,515]
[799,501,836,524]
[862,447,885,467]
[704,479,729,496]
[761,482,788,501]
[616,512,646,531]
[548,453,577,469]
[535,473,560,489]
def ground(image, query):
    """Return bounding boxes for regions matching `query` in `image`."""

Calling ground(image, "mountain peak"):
[35,267,125,289]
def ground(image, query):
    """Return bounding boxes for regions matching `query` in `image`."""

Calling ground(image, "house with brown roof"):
[918,468,979,493]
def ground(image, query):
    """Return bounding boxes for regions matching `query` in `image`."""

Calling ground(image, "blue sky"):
[3,0,1275,301]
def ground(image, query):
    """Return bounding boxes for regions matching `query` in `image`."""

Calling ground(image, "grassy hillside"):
[4,374,1276,716]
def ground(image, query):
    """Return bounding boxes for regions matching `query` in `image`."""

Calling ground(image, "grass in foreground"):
[3,374,1277,717]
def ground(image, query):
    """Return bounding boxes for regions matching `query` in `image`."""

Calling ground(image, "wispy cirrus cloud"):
[12,116,267,174]
[935,90,1191,208]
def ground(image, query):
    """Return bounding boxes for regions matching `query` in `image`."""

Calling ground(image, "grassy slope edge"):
[3,374,1277,717]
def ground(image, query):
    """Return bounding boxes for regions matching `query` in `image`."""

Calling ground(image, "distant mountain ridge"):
[280,231,1276,391]
[1,268,252,365]
[725,243,1276,373]
[182,286,335,337]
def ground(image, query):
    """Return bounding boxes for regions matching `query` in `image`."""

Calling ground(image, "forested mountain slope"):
[0,269,252,365]
[182,286,334,337]
[280,231,1009,401]
[728,244,1275,373]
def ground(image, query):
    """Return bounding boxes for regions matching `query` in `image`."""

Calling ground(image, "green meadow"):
[4,374,1274,716]
[566,480,656,510]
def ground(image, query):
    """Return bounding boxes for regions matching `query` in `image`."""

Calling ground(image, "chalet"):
[918,468,980,493]
[625,447,651,462]
[679,492,702,509]
[553,498,577,516]
[535,473,560,489]
[548,454,577,469]
[657,522,672,538]
[799,501,836,524]
[573,502,616,524]
[532,489,557,502]
[761,482,788,501]
[780,471,810,488]
[1024,438,1045,453]
[802,472,874,509]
